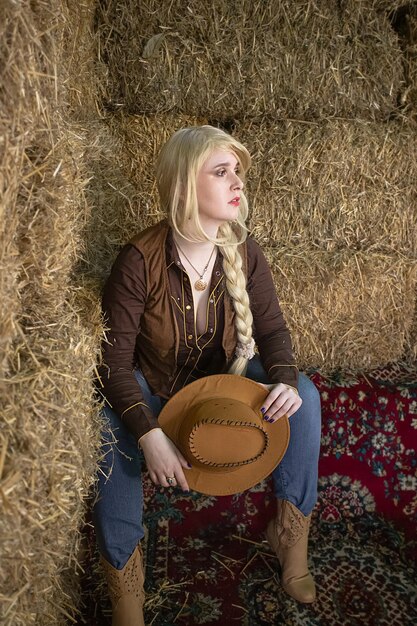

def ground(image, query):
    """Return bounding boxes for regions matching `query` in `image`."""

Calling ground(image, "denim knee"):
[297,374,322,433]
[298,373,321,408]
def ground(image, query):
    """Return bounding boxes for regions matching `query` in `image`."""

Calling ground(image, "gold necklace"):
[175,242,217,291]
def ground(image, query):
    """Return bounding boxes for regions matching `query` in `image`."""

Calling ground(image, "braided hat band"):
[188,417,270,468]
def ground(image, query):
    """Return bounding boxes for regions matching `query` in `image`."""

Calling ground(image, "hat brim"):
[158,374,290,496]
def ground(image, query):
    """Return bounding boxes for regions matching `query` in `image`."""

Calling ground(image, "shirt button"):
[209,328,213,334]
[190,355,195,361]
[215,271,220,276]
[184,276,188,282]
[186,304,192,310]
[188,334,193,340]
[177,261,181,266]
[209,299,214,304]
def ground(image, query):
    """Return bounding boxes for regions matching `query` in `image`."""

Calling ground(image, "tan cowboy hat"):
[158,374,290,496]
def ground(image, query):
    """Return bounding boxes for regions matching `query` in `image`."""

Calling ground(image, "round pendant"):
[194,279,207,291]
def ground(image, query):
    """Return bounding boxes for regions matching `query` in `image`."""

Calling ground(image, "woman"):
[94,126,321,626]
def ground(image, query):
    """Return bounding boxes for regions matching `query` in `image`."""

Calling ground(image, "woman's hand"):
[138,428,190,491]
[259,383,302,423]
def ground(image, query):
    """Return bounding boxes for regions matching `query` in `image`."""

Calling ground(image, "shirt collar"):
[166,226,224,275]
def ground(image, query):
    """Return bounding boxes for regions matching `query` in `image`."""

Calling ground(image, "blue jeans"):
[93,359,321,569]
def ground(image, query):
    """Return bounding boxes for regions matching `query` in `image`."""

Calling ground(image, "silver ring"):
[166,476,175,485]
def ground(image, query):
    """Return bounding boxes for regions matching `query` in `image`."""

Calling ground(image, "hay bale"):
[389,2,417,118]
[338,0,410,116]
[96,0,404,120]
[0,152,20,376]
[0,0,49,374]
[233,117,417,257]
[0,2,103,625]
[60,0,109,118]
[264,247,417,371]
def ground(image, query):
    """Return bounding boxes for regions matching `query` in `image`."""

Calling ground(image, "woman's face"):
[196,149,244,234]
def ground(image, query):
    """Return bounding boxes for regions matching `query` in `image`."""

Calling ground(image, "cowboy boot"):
[266,499,316,603]
[100,544,146,626]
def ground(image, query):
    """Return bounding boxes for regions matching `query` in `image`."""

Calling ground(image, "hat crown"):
[179,398,269,471]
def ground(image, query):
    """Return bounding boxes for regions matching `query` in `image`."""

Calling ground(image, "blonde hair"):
[155,125,255,375]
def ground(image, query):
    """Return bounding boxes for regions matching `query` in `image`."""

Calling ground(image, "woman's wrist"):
[138,426,163,448]
[284,384,299,395]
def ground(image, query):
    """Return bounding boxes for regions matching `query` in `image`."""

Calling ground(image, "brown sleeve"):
[97,244,160,441]
[246,238,299,389]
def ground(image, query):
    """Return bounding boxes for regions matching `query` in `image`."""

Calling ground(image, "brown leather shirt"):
[97,221,298,442]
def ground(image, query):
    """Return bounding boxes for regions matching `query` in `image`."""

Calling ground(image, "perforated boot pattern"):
[101,545,145,626]
[275,500,311,548]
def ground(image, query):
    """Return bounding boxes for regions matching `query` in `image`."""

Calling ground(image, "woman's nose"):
[232,173,244,190]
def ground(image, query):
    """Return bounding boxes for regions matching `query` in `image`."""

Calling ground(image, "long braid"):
[155,124,254,374]
[219,223,255,376]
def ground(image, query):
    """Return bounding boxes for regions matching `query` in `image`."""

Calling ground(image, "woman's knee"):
[298,373,321,409]
[294,373,321,439]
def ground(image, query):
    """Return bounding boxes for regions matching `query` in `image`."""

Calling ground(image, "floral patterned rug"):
[78,365,417,626]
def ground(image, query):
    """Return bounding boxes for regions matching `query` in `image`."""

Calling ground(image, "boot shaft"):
[275,499,311,548]
[100,545,145,626]
[266,499,316,603]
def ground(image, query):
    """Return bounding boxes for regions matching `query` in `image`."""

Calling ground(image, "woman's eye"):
[216,169,226,176]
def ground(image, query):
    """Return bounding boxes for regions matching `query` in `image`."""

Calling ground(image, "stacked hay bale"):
[96,0,403,119]
[94,0,417,371]
[237,117,417,369]
[0,1,104,624]
[388,2,417,358]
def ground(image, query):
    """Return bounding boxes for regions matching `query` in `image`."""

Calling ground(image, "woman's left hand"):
[259,383,302,423]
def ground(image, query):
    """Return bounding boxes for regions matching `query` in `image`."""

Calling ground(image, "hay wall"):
[0,2,103,625]
[96,0,406,120]
[265,249,417,370]
[234,117,417,255]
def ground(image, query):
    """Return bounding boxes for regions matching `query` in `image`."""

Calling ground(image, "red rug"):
[312,367,417,548]
[78,366,417,626]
